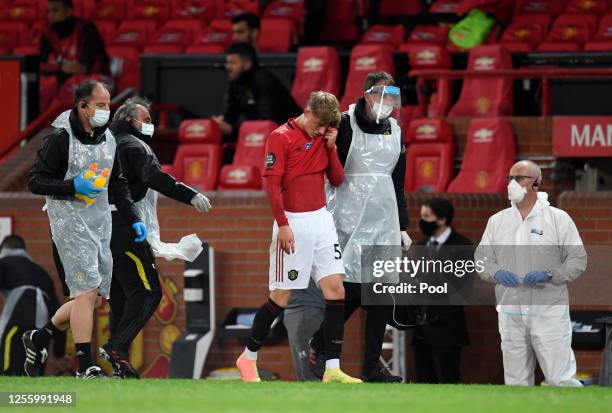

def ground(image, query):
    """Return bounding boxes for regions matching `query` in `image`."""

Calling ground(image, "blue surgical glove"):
[523,271,549,286]
[73,171,103,198]
[494,270,520,288]
[132,222,148,243]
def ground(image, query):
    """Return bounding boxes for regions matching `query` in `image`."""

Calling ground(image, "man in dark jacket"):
[25,80,146,379]
[412,197,472,384]
[0,235,65,376]
[101,97,211,378]
[212,43,301,142]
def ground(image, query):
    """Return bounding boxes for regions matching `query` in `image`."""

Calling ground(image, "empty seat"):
[538,13,597,50]
[515,0,566,14]
[171,0,217,23]
[399,106,425,141]
[110,20,157,49]
[379,0,423,16]
[264,0,305,30]
[0,0,38,22]
[340,44,396,110]
[565,0,609,14]
[501,14,552,51]
[406,44,453,118]
[291,46,341,108]
[145,21,201,51]
[0,22,27,53]
[361,24,405,47]
[72,0,95,19]
[173,144,223,190]
[178,119,222,144]
[223,0,260,17]
[405,118,454,193]
[107,46,141,92]
[406,25,450,45]
[127,0,170,21]
[320,0,360,43]
[448,45,513,118]
[95,20,117,43]
[430,0,461,14]
[186,28,232,54]
[585,13,612,49]
[456,0,514,21]
[13,21,43,55]
[258,18,296,53]
[92,0,126,21]
[218,120,276,190]
[447,118,516,193]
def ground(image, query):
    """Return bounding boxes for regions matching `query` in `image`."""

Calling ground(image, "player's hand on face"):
[278,225,295,254]
[324,127,338,149]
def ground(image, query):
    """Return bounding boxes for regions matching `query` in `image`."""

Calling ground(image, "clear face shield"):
[365,85,401,124]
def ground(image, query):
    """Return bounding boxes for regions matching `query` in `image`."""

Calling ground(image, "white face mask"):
[140,122,155,136]
[372,102,393,120]
[507,179,527,203]
[88,107,110,128]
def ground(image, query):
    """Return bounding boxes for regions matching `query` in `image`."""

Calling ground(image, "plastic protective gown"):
[327,103,402,283]
[475,192,587,386]
[46,110,115,298]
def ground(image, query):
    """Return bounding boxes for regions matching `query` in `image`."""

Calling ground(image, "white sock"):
[325,359,339,369]
[244,347,258,361]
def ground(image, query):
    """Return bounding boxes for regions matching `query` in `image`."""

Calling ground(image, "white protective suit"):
[475,192,587,386]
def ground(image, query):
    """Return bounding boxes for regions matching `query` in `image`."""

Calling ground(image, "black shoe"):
[363,366,403,383]
[22,330,48,377]
[99,343,140,379]
[308,337,325,380]
[76,365,105,379]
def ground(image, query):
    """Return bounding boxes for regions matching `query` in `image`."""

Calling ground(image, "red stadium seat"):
[0,22,27,53]
[379,0,423,16]
[585,13,612,48]
[73,0,95,19]
[406,25,450,45]
[142,44,184,54]
[399,106,425,142]
[565,0,609,14]
[361,25,405,47]
[404,44,453,118]
[223,0,260,17]
[92,0,126,21]
[186,28,231,54]
[110,20,158,49]
[171,0,217,23]
[501,14,552,51]
[340,45,396,110]
[258,18,296,53]
[127,0,170,21]
[145,21,201,51]
[515,0,566,15]
[405,119,454,193]
[173,144,223,190]
[107,46,141,92]
[178,119,222,144]
[291,46,341,108]
[430,0,461,14]
[0,0,38,22]
[538,14,597,50]
[264,0,305,34]
[448,45,513,118]
[218,120,276,190]
[447,118,516,193]
[13,20,44,55]
[320,0,360,43]
[457,0,514,21]
[95,21,117,43]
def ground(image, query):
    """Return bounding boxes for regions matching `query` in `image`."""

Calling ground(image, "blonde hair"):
[306,91,341,128]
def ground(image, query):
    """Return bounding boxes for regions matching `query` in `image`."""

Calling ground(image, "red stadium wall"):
[1,189,609,382]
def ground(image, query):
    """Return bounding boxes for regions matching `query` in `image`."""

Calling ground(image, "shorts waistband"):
[284,207,327,219]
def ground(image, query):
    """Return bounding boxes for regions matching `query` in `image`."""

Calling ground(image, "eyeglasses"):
[507,175,535,183]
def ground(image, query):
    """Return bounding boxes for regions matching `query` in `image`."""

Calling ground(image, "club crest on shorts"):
[288,269,298,281]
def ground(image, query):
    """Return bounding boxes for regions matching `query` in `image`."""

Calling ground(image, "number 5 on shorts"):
[334,243,342,260]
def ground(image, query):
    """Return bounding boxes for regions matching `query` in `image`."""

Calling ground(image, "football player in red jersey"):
[236,91,361,383]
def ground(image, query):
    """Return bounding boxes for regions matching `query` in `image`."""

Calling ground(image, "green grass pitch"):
[1,377,611,413]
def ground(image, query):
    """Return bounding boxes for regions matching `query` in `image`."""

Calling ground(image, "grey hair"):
[113,96,152,122]
[363,71,395,91]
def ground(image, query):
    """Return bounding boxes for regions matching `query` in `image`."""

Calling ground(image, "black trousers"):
[108,214,162,355]
[314,282,390,373]
[413,341,462,384]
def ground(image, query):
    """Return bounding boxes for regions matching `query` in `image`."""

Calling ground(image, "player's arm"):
[263,131,294,254]
[324,128,344,187]
[28,130,76,196]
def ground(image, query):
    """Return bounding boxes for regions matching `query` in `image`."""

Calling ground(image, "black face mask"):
[418,219,438,237]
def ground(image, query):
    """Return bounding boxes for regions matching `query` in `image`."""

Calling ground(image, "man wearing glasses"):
[476,160,587,386]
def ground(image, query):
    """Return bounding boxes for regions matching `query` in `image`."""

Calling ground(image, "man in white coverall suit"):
[476,160,587,386]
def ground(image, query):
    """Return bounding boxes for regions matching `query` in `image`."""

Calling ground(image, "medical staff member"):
[26,80,146,379]
[309,71,410,383]
[476,160,587,386]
